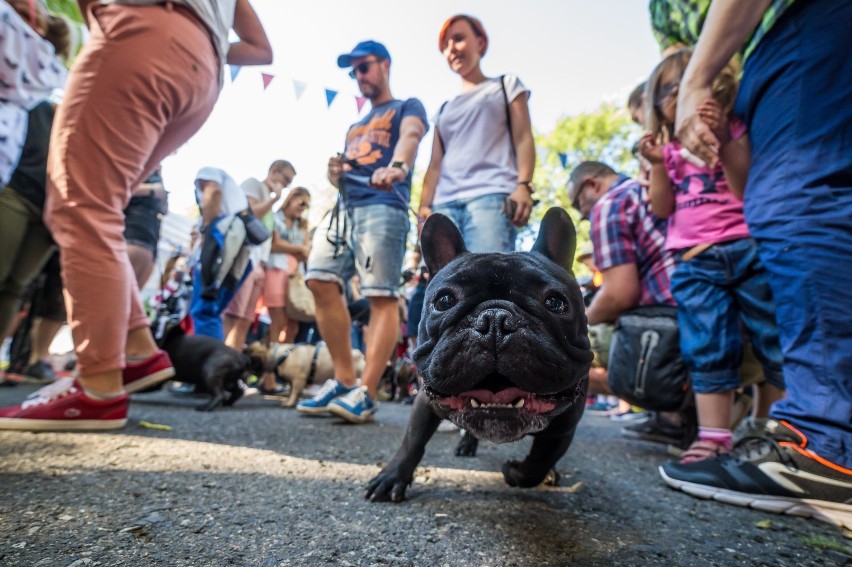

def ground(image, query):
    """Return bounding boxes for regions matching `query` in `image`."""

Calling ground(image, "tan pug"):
[247,342,366,408]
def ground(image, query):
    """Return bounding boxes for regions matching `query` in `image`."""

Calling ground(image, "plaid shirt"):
[649,0,797,62]
[590,177,675,306]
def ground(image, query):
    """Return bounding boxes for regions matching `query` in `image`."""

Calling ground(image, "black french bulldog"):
[155,323,258,411]
[366,208,593,502]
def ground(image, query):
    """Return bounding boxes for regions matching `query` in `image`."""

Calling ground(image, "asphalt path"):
[1,384,849,566]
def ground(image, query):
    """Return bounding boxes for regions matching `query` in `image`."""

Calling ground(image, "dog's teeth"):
[470,399,480,408]
[514,399,525,408]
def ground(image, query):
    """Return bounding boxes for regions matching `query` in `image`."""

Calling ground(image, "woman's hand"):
[506,185,534,227]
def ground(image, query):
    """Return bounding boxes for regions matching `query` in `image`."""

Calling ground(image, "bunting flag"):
[325,89,338,108]
[355,96,368,113]
[229,65,241,82]
[558,153,568,168]
[261,73,275,90]
[292,79,307,100]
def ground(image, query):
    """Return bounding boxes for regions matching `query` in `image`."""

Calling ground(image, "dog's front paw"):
[455,431,478,457]
[365,466,411,503]
[501,460,555,488]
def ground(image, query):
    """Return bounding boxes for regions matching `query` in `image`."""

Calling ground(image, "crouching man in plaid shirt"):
[567,161,690,445]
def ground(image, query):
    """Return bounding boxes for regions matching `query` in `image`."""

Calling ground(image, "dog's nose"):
[473,308,518,339]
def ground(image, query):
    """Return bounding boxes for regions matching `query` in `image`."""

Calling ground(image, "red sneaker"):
[123,350,175,394]
[0,378,128,431]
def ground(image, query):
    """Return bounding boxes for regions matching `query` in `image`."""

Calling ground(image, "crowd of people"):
[0,0,848,532]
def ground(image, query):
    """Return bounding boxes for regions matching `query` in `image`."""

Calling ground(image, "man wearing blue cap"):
[297,40,428,423]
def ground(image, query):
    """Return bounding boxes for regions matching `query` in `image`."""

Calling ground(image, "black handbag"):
[236,208,270,245]
[607,304,690,411]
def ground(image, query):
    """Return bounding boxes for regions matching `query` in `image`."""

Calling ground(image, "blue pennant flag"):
[558,153,568,169]
[229,65,241,82]
[325,89,338,107]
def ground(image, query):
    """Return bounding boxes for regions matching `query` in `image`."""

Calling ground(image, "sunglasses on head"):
[349,59,381,78]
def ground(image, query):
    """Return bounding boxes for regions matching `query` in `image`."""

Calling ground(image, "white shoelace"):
[22,377,77,409]
[315,379,341,398]
[339,386,368,404]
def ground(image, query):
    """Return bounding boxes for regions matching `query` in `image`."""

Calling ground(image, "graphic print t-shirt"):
[662,119,750,250]
[341,98,428,209]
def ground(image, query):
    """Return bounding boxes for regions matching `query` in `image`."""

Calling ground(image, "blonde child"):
[638,49,784,463]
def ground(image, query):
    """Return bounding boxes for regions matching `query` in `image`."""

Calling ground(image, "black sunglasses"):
[349,59,382,78]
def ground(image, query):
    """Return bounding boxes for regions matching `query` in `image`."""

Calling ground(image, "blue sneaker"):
[328,386,376,423]
[296,379,355,415]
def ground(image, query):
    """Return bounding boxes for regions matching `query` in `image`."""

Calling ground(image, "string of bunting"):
[228,65,369,115]
[227,66,572,166]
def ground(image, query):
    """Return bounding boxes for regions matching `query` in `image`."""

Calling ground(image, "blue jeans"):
[306,204,409,298]
[671,238,784,394]
[735,0,852,466]
[433,193,516,253]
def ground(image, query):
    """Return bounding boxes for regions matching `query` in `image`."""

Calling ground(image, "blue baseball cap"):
[337,40,391,68]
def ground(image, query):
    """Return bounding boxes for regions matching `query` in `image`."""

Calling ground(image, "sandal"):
[679,439,728,464]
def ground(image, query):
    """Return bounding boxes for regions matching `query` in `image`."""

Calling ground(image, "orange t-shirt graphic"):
[345,108,396,166]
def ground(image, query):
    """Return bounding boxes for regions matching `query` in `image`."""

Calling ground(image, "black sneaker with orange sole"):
[659,419,852,530]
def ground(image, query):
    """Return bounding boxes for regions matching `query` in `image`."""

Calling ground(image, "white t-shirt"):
[241,177,273,263]
[194,167,248,217]
[433,75,530,206]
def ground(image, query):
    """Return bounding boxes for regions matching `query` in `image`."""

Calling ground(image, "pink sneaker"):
[0,378,128,431]
[123,350,175,394]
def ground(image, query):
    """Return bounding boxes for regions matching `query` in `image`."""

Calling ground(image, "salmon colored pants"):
[44,3,220,375]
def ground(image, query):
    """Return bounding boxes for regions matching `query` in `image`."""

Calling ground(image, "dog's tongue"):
[440,387,557,413]
[459,388,527,405]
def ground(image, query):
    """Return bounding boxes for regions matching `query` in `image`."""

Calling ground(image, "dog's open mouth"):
[424,379,583,443]
[424,372,583,417]
[437,387,558,414]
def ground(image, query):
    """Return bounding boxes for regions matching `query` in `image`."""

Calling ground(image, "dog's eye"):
[434,293,457,312]
[544,294,568,314]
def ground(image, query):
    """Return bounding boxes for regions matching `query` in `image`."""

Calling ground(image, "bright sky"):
[160,0,662,221]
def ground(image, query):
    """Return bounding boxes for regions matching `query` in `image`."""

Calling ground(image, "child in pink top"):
[639,49,784,464]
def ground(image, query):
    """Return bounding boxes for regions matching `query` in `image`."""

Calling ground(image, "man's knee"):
[307,278,341,298]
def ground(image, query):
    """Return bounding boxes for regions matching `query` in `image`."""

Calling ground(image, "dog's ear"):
[531,207,577,273]
[421,213,467,275]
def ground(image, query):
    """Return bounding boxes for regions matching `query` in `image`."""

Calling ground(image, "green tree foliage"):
[45,0,82,22]
[528,102,640,273]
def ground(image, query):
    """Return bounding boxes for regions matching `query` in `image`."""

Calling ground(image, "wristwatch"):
[390,161,411,175]
[518,180,535,193]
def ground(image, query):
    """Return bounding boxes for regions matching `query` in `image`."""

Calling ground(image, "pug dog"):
[247,342,366,408]
[366,208,593,502]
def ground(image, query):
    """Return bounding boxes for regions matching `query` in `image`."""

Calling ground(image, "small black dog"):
[366,208,593,502]
[156,322,259,411]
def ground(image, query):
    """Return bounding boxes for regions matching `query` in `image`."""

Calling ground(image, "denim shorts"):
[670,237,784,394]
[124,191,166,255]
[433,192,516,253]
[306,203,409,298]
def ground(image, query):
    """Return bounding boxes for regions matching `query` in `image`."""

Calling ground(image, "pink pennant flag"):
[355,96,367,113]
[261,73,275,90]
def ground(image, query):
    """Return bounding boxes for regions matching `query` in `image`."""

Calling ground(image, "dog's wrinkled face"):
[414,208,593,443]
